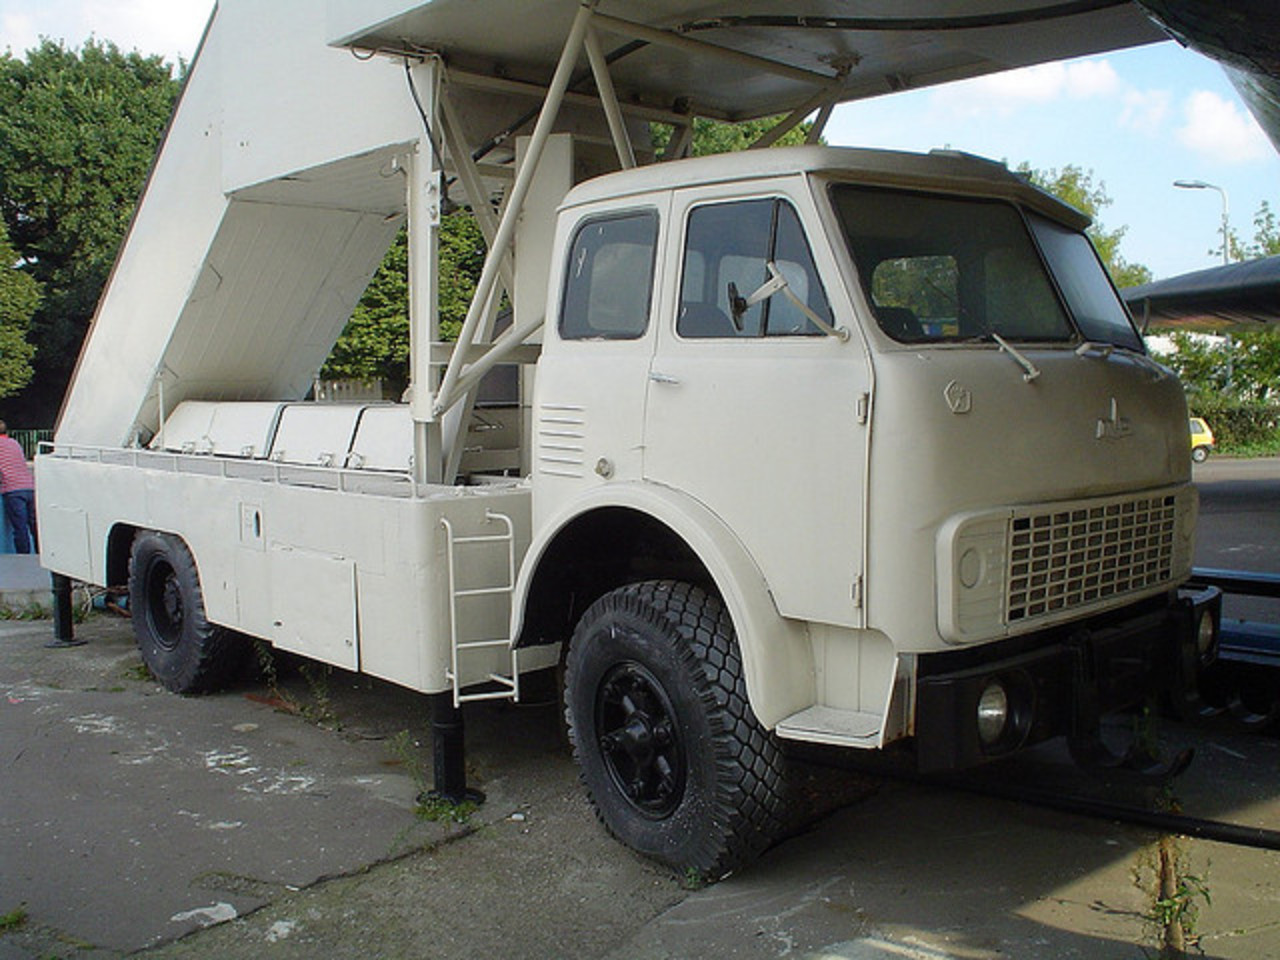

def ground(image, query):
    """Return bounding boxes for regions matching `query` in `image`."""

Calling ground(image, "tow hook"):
[1068,728,1194,783]
[1066,630,1194,784]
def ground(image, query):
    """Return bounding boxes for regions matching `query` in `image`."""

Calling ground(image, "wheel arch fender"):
[106,522,142,588]
[514,482,815,729]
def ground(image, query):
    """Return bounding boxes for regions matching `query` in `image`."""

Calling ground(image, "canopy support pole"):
[434,2,594,420]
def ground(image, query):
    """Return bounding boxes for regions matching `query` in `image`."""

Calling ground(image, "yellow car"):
[1190,417,1215,463]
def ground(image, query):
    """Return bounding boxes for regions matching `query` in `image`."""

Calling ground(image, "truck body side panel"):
[36,451,534,694]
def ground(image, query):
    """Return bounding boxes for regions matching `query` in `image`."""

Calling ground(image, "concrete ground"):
[0,555,52,616]
[1,613,1278,960]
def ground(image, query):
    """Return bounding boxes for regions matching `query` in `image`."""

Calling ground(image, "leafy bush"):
[1188,398,1280,453]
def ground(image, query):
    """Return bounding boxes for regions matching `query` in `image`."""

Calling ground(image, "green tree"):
[651,114,816,157]
[320,229,410,395]
[1234,329,1280,401]
[0,218,40,399]
[1015,163,1152,288]
[0,39,180,424]
[1225,200,1280,261]
[437,209,487,337]
[1164,329,1280,405]
[322,211,486,396]
[1248,201,1280,258]
[1162,331,1231,399]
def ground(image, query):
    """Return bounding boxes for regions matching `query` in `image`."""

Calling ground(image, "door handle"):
[649,371,680,385]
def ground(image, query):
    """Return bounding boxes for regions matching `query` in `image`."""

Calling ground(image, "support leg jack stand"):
[45,573,86,649]
[423,691,485,806]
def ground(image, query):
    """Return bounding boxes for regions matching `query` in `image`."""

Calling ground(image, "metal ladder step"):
[441,510,520,707]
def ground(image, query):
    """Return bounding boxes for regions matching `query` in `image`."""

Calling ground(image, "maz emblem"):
[1096,398,1132,440]
[944,380,972,415]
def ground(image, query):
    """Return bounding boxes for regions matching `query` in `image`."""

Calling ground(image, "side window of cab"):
[678,198,832,339]
[559,210,659,340]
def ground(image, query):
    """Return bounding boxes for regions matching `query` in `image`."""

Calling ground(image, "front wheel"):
[564,581,787,879]
[129,530,247,693]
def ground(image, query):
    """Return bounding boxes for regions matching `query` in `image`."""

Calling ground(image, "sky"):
[1,0,1277,282]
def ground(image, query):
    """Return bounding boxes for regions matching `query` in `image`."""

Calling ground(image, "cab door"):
[643,181,870,628]
[532,198,665,528]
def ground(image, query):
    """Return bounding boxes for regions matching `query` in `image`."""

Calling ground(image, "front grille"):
[1006,494,1177,624]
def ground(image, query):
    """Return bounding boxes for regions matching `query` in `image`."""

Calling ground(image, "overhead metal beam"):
[584,24,636,169]
[807,102,835,143]
[447,67,701,126]
[749,86,842,149]
[438,86,515,290]
[589,11,844,93]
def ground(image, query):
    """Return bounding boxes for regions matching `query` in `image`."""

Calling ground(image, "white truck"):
[37,0,1218,877]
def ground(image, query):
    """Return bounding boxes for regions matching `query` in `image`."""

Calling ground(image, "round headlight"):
[1196,610,1216,656]
[976,681,1009,746]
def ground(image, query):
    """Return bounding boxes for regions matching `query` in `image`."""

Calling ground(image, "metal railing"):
[39,441,425,499]
[10,429,52,460]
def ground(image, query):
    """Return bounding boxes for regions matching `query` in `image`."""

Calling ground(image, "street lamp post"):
[1173,179,1236,388]
[1174,179,1231,265]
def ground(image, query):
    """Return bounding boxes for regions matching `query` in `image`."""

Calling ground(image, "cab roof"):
[559,145,1091,230]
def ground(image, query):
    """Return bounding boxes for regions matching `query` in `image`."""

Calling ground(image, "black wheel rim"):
[145,559,184,651]
[595,660,687,819]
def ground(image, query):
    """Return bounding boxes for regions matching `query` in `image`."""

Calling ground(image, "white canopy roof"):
[329,0,1167,121]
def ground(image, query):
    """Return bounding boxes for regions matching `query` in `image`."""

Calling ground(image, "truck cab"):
[525,148,1216,860]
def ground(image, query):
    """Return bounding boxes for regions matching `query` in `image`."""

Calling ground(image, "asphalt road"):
[1193,457,1280,571]
[1193,457,1280,623]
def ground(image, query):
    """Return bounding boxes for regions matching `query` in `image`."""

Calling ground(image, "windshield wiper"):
[991,332,1041,382]
[1075,340,1115,359]
[1075,340,1168,380]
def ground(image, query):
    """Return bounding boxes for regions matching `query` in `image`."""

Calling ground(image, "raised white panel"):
[269,404,364,467]
[348,405,412,472]
[219,0,418,196]
[208,403,284,458]
[153,401,218,453]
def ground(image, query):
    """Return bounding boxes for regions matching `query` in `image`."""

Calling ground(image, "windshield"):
[1027,213,1143,351]
[833,185,1074,344]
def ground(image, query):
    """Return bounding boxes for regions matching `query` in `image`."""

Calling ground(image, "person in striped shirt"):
[0,420,37,554]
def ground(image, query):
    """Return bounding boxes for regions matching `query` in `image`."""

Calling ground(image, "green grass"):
[414,793,479,823]
[0,601,49,621]
[1217,437,1280,458]
[0,904,28,930]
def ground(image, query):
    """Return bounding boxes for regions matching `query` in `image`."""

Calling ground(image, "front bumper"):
[913,586,1221,773]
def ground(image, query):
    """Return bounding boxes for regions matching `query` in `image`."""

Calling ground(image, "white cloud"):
[78,0,210,60]
[1176,89,1270,163]
[1061,59,1123,98]
[0,0,209,63]
[1,10,41,55]
[1119,88,1171,135]
[929,58,1122,118]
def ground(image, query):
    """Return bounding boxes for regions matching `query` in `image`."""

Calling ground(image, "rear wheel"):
[129,531,246,693]
[564,580,787,879]
[1192,445,1210,463]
